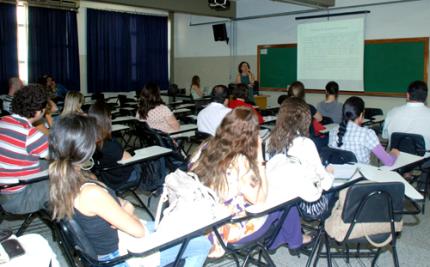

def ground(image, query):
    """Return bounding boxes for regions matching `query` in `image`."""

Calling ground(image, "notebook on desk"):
[331,164,359,180]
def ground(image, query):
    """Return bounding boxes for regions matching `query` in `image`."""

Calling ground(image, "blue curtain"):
[28,7,80,91]
[87,9,168,93]
[0,3,18,94]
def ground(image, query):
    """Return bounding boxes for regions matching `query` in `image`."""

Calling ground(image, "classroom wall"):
[173,0,430,113]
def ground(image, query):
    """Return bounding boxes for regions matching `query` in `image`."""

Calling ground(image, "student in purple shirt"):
[329,96,399,165]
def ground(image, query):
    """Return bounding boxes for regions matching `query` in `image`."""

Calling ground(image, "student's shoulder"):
[79,182,110,200]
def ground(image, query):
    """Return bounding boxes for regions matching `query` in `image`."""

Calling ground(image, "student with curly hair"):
[0,84,49,214]
[329,96,399,165]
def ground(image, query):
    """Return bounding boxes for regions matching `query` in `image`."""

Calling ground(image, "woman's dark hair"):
[337,96,365,147]
[11,84,48,118]
[238,61,251,74]
[49,114,98,220]
[277,94,289,105]
[287,81,305,99]
[268,97,311,155]
[407,80,428,102]
[325,81,339,98]
[191,75,200,87]
[88,102,112,149]
[137,82,165,119]
[211,85,228,104]
[232,83,248,100]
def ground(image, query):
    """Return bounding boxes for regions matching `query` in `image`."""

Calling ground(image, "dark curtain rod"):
[296,10,370,20]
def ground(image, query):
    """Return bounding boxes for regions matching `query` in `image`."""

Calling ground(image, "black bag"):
[298,194,330,221]
[140,157,168,192]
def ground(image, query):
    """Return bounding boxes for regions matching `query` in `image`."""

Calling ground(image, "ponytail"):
[337,119,348,147]
[337,96,365,147]
[49,159,89,221]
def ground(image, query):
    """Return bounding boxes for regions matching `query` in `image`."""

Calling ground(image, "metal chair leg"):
[306,227,323,267]
[131,191,154,220]
[324,232,332,267]
[371,248,381,267]
[16,213,36,236]
[313,237,324,267]
[392,244,400,267]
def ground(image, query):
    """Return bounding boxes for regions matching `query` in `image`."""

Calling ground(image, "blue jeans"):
[146,222,211,267]
[98,222,211,267]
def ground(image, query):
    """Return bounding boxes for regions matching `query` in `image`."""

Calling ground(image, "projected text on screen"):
[297,18,365,91]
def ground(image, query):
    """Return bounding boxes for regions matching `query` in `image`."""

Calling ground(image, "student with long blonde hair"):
[61,91,84,116]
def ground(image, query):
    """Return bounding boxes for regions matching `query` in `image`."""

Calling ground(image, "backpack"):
[154,169,225,237]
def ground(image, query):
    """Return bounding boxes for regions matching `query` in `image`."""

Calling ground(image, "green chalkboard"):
[257,38,429,96]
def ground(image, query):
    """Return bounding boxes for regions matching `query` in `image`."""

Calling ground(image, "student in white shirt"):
[266,97,334,190]
[197,85,231,136]
[383,80,430,150]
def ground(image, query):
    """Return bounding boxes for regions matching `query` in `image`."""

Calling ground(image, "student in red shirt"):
[0,84,49,214]
[228,84,264,124]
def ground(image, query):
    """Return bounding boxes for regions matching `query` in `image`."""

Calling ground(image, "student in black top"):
[48,114,211,266]
[88,102,140,186]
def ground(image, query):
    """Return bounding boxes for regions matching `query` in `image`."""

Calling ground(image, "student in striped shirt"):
[0,84,50,214]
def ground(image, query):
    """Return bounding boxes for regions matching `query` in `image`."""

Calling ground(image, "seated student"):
[136,82,180,133]
[190,75,203,100]
[329,96,399,165]
[60,91,85,117]
[191,107,305,257]
[287,81,327,147]
[287,81,323,123]
[228,84,264,124]
[317,81,343,124]
[0,84,49,214]
[49,114,211,267]
[266,97,334,187]
[383,80,430,151]
[0,77,23,114]
[39,74,68,100]
[88,103,140,186]
[197,85,231,136]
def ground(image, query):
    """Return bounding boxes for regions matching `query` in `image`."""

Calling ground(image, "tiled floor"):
[2,191,430,267]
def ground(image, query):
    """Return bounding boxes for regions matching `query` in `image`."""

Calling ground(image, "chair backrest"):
[319,147,358,165]
[321,116,334,125]
[58,218,98,261]
[168,84,179,96]
[342,182,405,224]
[91,93,105,102]
[364,108,383,120]
[390,132,426,156]
[134,121,187,171]
[195,130,212,141]
[117,94,127,107]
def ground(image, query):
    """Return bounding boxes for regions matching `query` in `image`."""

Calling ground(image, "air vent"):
[27,0,79,10]
[272,0,334,8]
